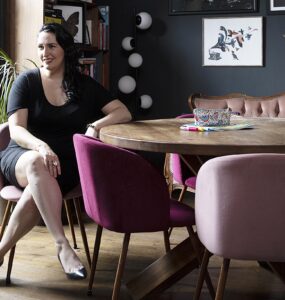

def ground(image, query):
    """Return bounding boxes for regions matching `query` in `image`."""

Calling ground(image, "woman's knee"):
[15,151,46,186]
[26,154,46,175]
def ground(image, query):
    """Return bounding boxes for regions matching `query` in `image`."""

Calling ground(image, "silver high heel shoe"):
[57,255,87,280]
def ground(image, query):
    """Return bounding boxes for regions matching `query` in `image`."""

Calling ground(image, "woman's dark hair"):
[39,23,80,102]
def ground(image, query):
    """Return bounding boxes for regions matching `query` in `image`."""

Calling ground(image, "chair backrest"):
[169,114,198,184]
[73,134,170,233]
[195,153,285,262]
[188,92,285,118]
[0,122,10,189]
[0,123,10,151]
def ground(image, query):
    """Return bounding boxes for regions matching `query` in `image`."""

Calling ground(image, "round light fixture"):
[136,12,152,30]
[118,75,136,94]
[121,36,135,51]
[140,94,153,109]
[128,53,143,68]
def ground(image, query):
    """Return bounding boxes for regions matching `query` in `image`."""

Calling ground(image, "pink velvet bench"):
[188,92,285,118]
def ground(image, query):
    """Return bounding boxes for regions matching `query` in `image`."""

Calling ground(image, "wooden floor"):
[0,192,285,300]
[0,221,285,300]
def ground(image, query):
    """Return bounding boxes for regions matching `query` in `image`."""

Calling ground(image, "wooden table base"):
[126,238,199,300]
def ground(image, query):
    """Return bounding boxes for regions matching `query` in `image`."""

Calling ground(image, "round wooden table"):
[100,117,285,155]
[100,116,285,299]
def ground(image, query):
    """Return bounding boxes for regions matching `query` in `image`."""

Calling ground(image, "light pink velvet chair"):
[73,134,215,300]
[193,154,285,300]
[0,122,91,284]
[164,114,200,201]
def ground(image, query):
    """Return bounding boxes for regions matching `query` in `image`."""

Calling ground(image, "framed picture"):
[268,0,285,14]
[54,1,85,44]
[169,0,257,15]
[202,17,263,67]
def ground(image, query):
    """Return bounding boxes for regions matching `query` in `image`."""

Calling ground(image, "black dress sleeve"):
[78,74,116,111]
[7,71,31,117]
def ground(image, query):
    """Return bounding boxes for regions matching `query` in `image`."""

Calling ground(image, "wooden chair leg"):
[112,233,130,300]
[163,230,171,252]
[187,227,215,300]
[193,248,212,300]
[88,225,103,296]
[64,199,77,249]
[73,197,91,267]
[177,185,187,203]
[0,201,13,240]
[0,201,16,285]
[6,245,16,285]
[215,258,230,300]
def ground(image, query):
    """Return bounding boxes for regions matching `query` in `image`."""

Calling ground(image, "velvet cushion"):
[195,153,285,261]
[184,176,196,190]
[74,134,171,233]
[0,185,22,202]
[192,94,285,118]
[169,199,195,227]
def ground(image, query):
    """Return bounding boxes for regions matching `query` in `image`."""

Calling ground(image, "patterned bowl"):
[193,108,231,127]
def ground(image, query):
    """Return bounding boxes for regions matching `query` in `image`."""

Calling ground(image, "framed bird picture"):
[202,17,263,67]
[54,1,85,44]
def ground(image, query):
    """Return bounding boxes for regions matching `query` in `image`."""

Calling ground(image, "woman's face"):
[37,31,65,71]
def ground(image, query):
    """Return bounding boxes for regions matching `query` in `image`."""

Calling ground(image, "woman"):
[0,23,132,279]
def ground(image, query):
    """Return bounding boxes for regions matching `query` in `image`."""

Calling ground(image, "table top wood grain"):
[100,117,285,155]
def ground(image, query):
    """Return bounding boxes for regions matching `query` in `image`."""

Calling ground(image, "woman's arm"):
[9,109,61,177]
[8,108,47,150]
[85,99,132,138]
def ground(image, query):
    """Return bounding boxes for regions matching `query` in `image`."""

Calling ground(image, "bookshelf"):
[7,0,110,89]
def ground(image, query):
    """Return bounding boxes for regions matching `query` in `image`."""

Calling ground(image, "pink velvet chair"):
[164,114,201,239]
[193,154,285,300]
[0,122,91,284]
[73,134,215,300]
[164,114,200,201]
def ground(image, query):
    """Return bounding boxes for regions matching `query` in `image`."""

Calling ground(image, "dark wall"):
[0,0,7,50]
[96,0,285,120]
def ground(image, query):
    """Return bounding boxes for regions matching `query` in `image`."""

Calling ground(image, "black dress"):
[0,68,115,193]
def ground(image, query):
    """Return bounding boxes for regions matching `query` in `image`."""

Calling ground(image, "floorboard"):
[0,219,285,300]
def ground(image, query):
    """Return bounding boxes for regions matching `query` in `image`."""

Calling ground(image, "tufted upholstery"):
[188,92,285,118]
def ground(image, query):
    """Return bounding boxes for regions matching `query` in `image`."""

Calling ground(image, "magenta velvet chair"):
[0,122,91,284]
[73,134,214,300]
[193,154,285,300]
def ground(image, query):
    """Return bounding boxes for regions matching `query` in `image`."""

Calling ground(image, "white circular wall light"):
[140,94,153,109]
[136,12,152,30]
[128,53,143,68]
[121,36,135,51]
[118,75,136,94]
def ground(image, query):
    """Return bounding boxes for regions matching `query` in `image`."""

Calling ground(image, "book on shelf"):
[79,57,96,64]
[44,9,62,24]
[97,5,109,50]
[85,4,99,48]
[85,20,92,45]
[78,52,104,85]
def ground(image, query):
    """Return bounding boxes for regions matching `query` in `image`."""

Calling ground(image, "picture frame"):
[267,0,285,14]
[169,0,257,15]
[202,17,263,67]
[53,1,85,44]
